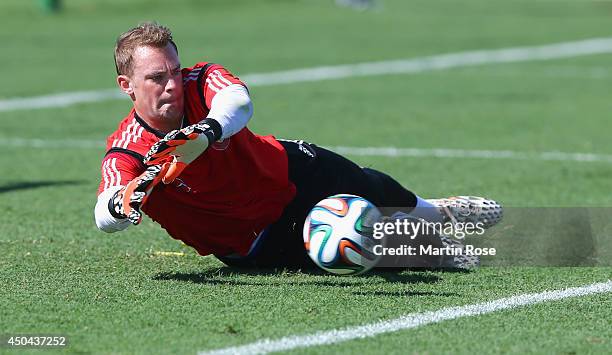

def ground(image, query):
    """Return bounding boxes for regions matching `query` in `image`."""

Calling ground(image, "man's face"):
[122,43,184,124]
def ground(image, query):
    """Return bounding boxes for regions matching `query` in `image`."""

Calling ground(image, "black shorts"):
[217,140,417,268]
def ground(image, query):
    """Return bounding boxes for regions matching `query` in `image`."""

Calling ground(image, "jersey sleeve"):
[97,152,145,195]
[202,64,245,109]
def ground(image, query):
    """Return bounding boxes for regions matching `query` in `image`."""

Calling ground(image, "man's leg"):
[218,141,501,270]
[284,140,417,207]
[245,140,419,268]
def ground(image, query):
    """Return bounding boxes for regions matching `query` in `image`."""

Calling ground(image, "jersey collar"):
[133,111,188,139]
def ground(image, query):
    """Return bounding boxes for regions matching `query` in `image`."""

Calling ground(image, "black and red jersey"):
[98,62,296,256]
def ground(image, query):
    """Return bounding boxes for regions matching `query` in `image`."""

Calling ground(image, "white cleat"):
[439,234,480,269]
[426,196,503,228]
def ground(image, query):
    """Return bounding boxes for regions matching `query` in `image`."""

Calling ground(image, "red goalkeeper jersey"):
[97,62,296,256]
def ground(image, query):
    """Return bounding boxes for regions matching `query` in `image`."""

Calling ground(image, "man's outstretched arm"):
[95,185,131,233]
[144,82,253,182]
[209,83,253,139]
[95,153,168,232]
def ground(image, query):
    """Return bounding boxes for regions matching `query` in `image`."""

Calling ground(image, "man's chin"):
[158,106,183,121]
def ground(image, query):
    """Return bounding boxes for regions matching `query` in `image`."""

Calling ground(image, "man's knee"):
[362,168,417,207]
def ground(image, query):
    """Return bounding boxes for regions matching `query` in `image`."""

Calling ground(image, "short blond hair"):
[114,22,178,75]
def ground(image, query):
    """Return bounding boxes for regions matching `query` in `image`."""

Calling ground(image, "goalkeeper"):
[95,22,500,268]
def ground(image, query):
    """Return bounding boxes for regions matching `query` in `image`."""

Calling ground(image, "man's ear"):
[117,75,135,97]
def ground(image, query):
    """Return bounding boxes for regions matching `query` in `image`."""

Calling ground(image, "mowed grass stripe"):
[199,280,612,355]
[2,37,612,112]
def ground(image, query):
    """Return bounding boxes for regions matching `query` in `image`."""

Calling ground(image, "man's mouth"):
[160,99,176,107]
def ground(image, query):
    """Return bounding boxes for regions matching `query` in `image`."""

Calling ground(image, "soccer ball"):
[303,194,383,275]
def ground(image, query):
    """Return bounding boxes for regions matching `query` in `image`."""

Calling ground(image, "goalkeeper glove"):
[143,119,221,184]
[109,163,169,225]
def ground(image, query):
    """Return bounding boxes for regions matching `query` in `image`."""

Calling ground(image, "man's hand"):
[110,163,169,225]
[143,119,221,184]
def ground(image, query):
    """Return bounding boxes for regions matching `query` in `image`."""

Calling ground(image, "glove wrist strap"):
[200,118,223,142]
[108,189,128,219]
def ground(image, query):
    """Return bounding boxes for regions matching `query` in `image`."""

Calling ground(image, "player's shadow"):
[153,266,452,287]
[0,180,85,194]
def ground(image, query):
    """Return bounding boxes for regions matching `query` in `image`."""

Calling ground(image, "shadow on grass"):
[0,180,85,193]
[152,266,471,287]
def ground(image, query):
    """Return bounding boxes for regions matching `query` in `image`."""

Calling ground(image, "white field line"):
[2,37,612,112]
[0,89,124,112]
[454,65,612,80]
[199,280,612,355]
[329,146,612,164]
[3,137,612,164]
[0,137,106,149]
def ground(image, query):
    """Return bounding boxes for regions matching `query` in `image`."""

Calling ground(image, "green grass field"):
[1,1,611,354]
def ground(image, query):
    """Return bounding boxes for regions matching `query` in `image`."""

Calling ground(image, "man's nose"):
[166,75,179,92]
